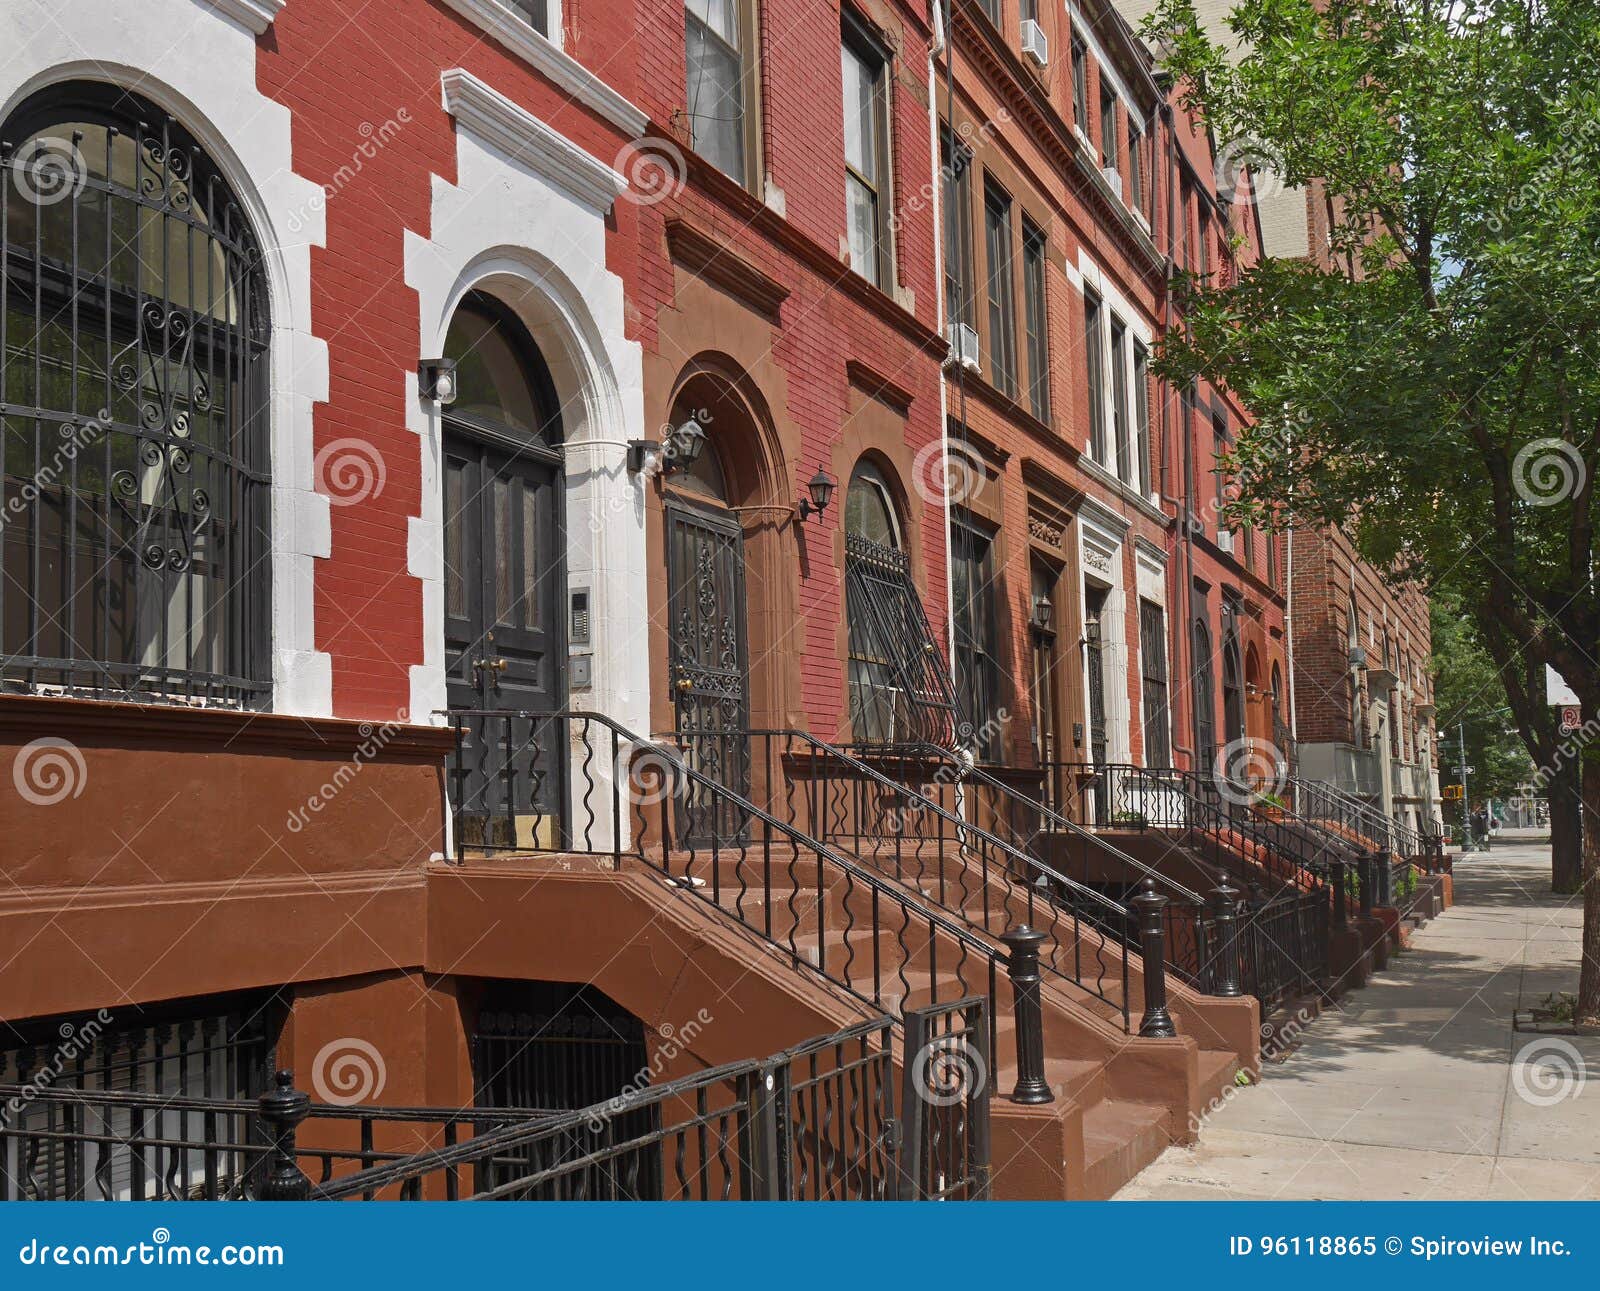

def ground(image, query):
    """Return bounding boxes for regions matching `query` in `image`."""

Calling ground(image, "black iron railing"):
[1063,763,1350,888]
[1287,775,1426,860]
[899,998,990,1200]
[1040,763,1335,1007]
[0,1084,546,1201]
[3,1007,992,1203]
[698,729,1147,1025]
[308,1011,985,1201]
[447,710,1013,1052]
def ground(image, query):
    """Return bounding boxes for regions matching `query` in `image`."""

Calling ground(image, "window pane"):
[846,174,880,286]
[687,0,737,42]
[842,44,879,182]
[1132,341,1151,494]
[445,302,543,435]
[686,11,745,181]
[508,0,549,35]
[1072,40,1089,131]
[984,187,1016,397]
[942,134,974,326]
[1023,225,1050,422]
[1100,88,1118,165]
[1084,291,1106,463]
[1111,318,1131,483]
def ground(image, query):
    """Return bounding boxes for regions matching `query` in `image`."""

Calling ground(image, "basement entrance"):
[470,981,661,1199]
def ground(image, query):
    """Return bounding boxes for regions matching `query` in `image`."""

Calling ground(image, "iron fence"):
[446,710,1009,1057]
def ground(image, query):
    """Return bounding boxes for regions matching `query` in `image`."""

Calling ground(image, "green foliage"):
[1144,0,1600,727]
[1430,589,1536,800]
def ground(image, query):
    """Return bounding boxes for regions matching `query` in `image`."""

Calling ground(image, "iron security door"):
[665,497,750,841]
[1085,589,1110,821]
[444,431,565,849]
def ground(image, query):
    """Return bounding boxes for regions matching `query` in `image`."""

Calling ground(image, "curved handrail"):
[1288,775,1422,857]
[691,726,1139,1014]
[896,741,1209,907]
[765,729,1153,914]
[450,709,1021,1036]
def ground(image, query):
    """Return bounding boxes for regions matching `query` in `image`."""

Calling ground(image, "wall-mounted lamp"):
[796,466,836,521]
[628,418,708,475]
[1029,593,1055,632]
[419,357,458,406]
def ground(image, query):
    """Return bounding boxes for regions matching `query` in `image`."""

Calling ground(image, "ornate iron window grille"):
[1,84,271,706]
[845,532,961,749]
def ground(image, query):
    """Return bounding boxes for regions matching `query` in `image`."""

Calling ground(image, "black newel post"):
[1132,879,1176,1038]
[1332,859,1348,926]
[1359,854,1376,917]
[255,1070,312,1200]
[999,925,1054,1105]
[1209,879,1243,998]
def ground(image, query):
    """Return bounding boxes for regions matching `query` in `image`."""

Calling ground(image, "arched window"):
[1192,618,1215,766]
[2,84,270,704]
[843,460,958,747]
[1221,617,1245,748]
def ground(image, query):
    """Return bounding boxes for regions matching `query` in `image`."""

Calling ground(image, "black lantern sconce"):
[418,357,458,406]
[628,418,709,475]
[796,467,836,522]
[1029,593,1055,633]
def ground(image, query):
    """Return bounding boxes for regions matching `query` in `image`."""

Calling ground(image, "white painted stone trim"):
[441,68,629,212]
[1,0,332,716]
[404,109,647,756]
[438,0,648,137]
[204,0,285,34]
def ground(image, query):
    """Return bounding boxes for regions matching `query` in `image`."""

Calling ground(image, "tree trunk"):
[1551,756,1584,894]
[1576,759,1600,1027]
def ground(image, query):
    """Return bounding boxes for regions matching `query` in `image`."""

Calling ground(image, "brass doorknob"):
[675,677,693,692]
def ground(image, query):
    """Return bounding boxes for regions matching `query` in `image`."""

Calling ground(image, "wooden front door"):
[444,430,565,849]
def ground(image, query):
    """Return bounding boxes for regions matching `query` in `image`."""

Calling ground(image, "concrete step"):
[1082,1099,1175,1199]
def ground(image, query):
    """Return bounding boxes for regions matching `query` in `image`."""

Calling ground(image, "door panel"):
[665,497,749,843]
[445,430,564,850]
[1085,586,1110,822]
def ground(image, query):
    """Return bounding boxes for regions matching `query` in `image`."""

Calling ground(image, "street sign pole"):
[1459,722,1472,851]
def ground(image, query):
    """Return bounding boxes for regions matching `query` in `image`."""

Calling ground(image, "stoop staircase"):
[447,711,1257,1199]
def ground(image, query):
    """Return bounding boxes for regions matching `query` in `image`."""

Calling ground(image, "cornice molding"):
[204,0,285,34]
[846,359,914,415]
[665,217,789,321]
[437,0,648,137]
[441,68,627,213]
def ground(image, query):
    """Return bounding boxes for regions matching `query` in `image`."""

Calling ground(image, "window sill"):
[1077,455,1168,526]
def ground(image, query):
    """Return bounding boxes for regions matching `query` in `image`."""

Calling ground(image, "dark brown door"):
[445,429,565,848]
[665,496,750,842]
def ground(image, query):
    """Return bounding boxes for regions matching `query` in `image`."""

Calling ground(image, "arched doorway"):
[661,388,753,840]
[442,291,565,848]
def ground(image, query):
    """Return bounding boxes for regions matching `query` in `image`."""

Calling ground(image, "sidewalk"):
[1116,840,1600,1199]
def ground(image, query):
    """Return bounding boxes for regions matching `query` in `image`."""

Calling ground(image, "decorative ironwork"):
[666,498,750,842]
[1,83,270,704]
[844,532,961,748]
[311,1016,915,1201]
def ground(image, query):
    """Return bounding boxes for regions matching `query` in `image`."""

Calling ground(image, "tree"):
[1430,590,1535,808]
[1146,0,1600,1017]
